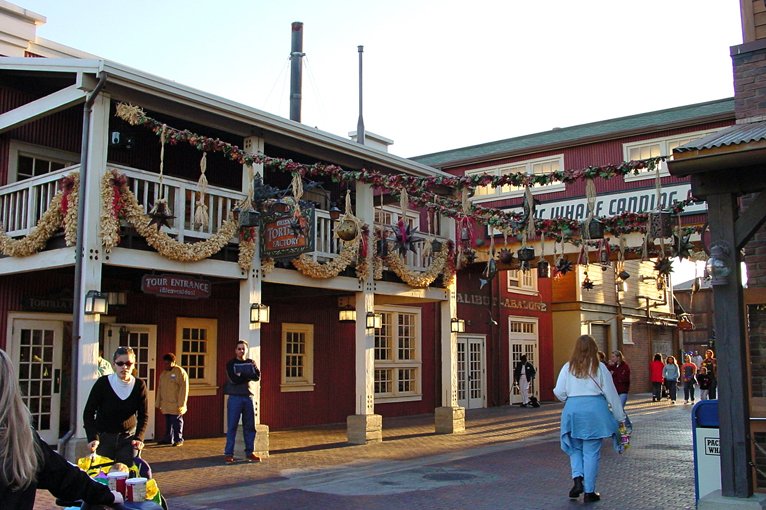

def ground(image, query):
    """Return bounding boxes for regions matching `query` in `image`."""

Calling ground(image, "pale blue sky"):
[21,0,742,159]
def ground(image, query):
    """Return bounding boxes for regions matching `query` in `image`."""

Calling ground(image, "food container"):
[107,471,128,495]
[126,477,148,502]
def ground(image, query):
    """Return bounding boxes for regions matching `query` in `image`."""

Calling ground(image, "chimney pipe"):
[356,45,365,145]
[290,22,304,122]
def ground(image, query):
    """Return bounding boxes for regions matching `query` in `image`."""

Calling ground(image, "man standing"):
[156,353,189,446]
[513,354,536,407]
[224,340,261,463]
[701,348,718,399]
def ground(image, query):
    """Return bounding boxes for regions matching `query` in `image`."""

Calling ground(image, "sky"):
[21,0,742,160]
[20,0,742,284]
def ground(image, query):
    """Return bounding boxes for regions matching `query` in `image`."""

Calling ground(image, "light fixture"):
[106,291,128,306]
[328,203,342,221]
[365,311,382,330]
[84,290,109,315]
[339,305,356,322]
[706,241,732,286]
[450,318,465,333]
[618,270,631,281]
[250,303,270,324]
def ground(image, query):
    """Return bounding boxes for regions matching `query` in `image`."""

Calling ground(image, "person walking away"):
[650,353,665,402]
[0,348,124,509]
[156,352,189,446]
[554,334,626,504]
[681,354,698,404]
[83,346,148,465]
[697,366,712,400]
[663,356,680,404]
[513,354,536,407]
[224,339,262,463]
[701,349,718,399]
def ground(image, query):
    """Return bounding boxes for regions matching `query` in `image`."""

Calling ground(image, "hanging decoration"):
[480,235,497,289]
[292,237,360,279]
[355,224,371,282]
[194,153,210,230]
[335,190,361,242]
[147,126,176,230]
[385,240,455,288]
[582,269,595,290]
[537,232,549,278]
[654,256,674,277]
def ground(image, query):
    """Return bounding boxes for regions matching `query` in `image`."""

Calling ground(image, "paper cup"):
[126,477,147,502]
[107,471,128,495]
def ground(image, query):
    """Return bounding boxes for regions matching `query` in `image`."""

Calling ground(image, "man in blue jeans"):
[224,339,261,463]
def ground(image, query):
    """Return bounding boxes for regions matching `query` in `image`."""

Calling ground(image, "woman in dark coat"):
[0,348,121,509]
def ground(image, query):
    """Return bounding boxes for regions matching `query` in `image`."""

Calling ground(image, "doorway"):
[105,324,158,440]
[508,317,539,405]
[457,335,486,409]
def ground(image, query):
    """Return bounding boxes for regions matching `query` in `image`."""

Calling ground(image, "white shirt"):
[554,361,626,422]
[108,373,136,400]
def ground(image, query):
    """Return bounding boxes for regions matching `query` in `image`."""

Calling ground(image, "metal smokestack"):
[356,45,365,145]
[289,22,304,122]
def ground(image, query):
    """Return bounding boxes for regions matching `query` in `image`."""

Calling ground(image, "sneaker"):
[173,441,184,447]
[156,440,172,445]
[246,453,261,463]
[224,455,235,464]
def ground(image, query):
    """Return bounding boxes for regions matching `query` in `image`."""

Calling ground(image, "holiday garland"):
[292,237,360,279]
[0,173,79,257]
[383,240,455,288]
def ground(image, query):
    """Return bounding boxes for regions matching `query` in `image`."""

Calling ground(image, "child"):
[697,366,712,400]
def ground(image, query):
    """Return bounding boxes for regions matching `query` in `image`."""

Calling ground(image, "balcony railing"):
[0,164,447,272]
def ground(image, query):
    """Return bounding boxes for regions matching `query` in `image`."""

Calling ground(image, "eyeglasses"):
[114,361,134,367]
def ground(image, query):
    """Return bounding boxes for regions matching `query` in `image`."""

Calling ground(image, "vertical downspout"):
[59,71,107,452]
[289,22,304,123]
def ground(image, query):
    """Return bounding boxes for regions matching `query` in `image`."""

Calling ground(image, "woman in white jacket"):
[554,334,626,504]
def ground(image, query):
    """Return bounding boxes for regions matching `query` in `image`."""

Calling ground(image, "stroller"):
[56,450,168,509]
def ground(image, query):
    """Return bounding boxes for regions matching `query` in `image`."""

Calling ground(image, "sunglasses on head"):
[114,361,134,367]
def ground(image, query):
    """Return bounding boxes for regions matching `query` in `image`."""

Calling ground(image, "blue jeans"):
[568,437,603,493]
[163,413,184,443]
[225,395,256,456]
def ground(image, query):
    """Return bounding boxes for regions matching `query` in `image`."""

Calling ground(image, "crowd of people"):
[646,348,717,404]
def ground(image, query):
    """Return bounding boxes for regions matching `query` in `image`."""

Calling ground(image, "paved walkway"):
[35,395,700,509]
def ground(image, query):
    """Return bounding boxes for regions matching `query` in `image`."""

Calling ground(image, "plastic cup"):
[126,477,147,502]
[107,471,128,496]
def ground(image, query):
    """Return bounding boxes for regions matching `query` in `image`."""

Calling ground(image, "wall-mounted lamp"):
[106,291,128,307]
[365,311,382,330]
[450,318,466,333]
[339,305,356,322]
[84,290,109,316]
[250,303,270,324]
[706,241,732,286]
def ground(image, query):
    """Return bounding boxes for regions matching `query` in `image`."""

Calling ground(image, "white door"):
[457,335,486,409]
[105,324,157,440]
[508,317,539,405]
[11,320,63,444]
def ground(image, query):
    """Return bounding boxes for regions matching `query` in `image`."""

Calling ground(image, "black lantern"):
[338,305,356,322]
[582,218,604,239]
[450,318,466,333]
[84,290,109,316]
[650,211,673,238]
[328,203,342,221]
[537,260,549,278]
[517,246,535,261]
[249,303,270,324]
[365,311,382,330]
[238,208,260,228]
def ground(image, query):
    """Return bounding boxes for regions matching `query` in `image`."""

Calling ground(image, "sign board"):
[141,274,211,299]
[694,426,721,500]
[260,206,315,259]
[22,296,73,313]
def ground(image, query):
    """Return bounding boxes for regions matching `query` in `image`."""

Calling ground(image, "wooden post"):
[706,192,753,498]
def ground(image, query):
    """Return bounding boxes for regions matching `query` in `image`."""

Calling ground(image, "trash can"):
[692,400,721,502]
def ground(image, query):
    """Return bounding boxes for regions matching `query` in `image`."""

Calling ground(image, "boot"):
[569,476,584,498]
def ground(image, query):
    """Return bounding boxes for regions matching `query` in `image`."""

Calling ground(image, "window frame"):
[8,141,79,183]
[373,306,422,403]
[622,129,718,182]
[280,322,315,392]
[467,154,565,203]
[507,269,538,295]
[175,317,218,397]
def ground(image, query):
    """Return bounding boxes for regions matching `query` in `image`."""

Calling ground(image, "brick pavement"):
[34,395,699,509]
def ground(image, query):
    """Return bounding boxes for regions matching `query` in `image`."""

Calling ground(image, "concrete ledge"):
[698,490,766,509]
[435,406,465,434]
[347,414,382,444]
[255,424,270,458]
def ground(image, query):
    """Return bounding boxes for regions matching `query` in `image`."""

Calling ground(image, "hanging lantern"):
[618,270,631,281]
[517,246,535,262]
[238,208,260,228]
[431,239,443,253]
[537,260,549,278]
[650,211,673,238]
[583,218,605,240]
[336,218,359,241]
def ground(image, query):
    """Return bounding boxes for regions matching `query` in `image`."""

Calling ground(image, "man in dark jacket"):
[513,355,536,407]
[223,339,261,464]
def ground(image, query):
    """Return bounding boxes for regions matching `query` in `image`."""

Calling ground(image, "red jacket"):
[650,360,665,383]
[609,362,631,394]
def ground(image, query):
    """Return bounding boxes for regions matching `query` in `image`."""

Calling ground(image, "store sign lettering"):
[456,292,547,312]
[141,274,211,299]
